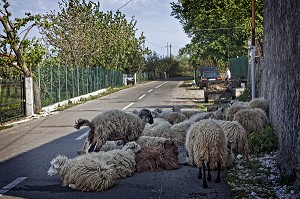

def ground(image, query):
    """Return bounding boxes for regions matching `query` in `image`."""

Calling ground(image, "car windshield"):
[202,71,220,78]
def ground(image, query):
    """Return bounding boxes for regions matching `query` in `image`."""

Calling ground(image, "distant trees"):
[40,0,149,74]
[171,0,263,70]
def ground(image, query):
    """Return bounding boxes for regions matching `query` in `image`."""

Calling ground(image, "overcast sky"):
[6,0,191,56]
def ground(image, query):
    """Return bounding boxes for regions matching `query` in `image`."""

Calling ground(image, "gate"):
[0,76,25,123]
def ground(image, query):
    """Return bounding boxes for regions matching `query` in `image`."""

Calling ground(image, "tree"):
[171,0,263,69]
[261,0,300,189]
[40,0,147,73]
[0,0,45,113]
[0,0,42,77]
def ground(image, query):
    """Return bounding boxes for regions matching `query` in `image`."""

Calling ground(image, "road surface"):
[0,77,232,199]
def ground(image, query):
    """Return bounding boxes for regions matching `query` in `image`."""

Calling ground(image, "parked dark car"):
[198,67,223,89]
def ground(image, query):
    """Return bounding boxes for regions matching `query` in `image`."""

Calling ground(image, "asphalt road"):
[0,77,232,199]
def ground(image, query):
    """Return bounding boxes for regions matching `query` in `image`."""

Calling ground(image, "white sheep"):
[78,140,124,155]
[248,97,269,114]
[225,105,250,121]
[170,120,195,145]
[47,154,117,191]
[217,120,250,162]
[230,100,250,107]
[92,141,141,178]
[155,109,188,125]
[233,108,268,134]
[47,141,141,191]
[74,108,153,152]
[189,112,216,122]
[172,106,203,119]
[142,122,172,138]
[185,119,235,188]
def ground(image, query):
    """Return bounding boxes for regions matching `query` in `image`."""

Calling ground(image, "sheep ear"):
[132,109,138,114]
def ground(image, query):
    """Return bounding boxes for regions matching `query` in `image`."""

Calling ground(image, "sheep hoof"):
[181,162,189,166]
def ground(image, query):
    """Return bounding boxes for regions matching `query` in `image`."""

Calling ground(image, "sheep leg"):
[198,166,202,179]
[202,160,208,188]
[207,163,211,181]
[215,160,221,183]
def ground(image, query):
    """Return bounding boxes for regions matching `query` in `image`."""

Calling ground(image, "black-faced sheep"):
[185,119,234,188]
[233,108,268,134]
[217,120,250,162]
[74,109,153,152]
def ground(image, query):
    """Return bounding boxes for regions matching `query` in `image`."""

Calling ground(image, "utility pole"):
[251,0,256,99]
[166,42,169,57]
[169,44,172,58]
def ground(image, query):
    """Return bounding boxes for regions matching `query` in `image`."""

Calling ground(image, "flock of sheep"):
[47,97,269,191]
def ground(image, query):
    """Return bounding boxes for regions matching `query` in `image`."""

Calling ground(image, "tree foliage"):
[40,0,149,73]
[0,0,45,77]
[171,0,263,71]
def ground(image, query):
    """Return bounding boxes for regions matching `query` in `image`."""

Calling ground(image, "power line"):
[114,0,133,11]
[145,40,165,48]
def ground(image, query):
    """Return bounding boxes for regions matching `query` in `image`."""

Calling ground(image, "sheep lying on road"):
[47,141,141,191]
[135,144,180,172]
[74,109,153,152]
[78,140,124,155]
[185,119,234,188]
[47,154,117,191]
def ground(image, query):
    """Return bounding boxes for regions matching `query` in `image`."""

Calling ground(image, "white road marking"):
[138,94,146,99]
[155,81,168,89]
[0,177,27,196]
[122,103,134,110]
[148,89,153,92]
[75,130,89,140]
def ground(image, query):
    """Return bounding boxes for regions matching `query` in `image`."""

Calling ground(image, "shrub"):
[248,125,278,155]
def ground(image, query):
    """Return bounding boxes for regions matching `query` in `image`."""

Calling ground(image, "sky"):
[6,0,191,57]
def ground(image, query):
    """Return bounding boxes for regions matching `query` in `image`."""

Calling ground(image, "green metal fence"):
[229,56,248,79]
[0,76,25,122]
[35,66,123,107]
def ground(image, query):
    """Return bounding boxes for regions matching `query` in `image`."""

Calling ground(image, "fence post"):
[24,77,34,117]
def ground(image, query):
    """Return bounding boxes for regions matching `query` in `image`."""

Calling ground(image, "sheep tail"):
[74,118,92,129]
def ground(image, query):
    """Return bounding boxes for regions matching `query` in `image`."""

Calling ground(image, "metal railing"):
[34,66,123,107]
[0,76,25,122]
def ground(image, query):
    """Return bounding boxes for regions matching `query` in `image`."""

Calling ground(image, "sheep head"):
[137,109,154,124]
[47,154,68,176]
[122,141,141,153]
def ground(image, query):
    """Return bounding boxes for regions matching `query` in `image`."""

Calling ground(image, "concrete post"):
[25,77,34,117]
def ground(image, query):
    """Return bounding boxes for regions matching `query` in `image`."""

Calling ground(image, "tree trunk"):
[262,0,300,189]
[33,80,41,113]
